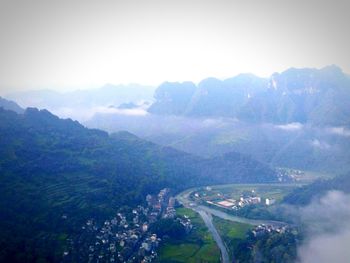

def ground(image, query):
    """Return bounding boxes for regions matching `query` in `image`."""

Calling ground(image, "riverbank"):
[176,184,292,262]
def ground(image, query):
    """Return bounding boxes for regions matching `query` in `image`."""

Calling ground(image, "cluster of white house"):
[206,195,276,210]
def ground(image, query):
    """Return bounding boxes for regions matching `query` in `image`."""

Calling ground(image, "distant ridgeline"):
[0,108,277,262]
[149,65,350,127]
[0,96,24,114]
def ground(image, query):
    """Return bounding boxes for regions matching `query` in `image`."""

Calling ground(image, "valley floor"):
[173,183,298,262]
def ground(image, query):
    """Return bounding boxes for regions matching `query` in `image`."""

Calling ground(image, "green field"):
[295,170,334,183]
[212,216,252,262]
[198,184,299,203]
[158,208,220,263]
[211,131,248,145]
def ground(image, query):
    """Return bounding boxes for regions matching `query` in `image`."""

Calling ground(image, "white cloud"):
[275,122,303,131]
[298,229,350,263]
[95,107,148,117]
[310,139,330,150]
[51,106,148,122]
[328,127,350,137]
[297,191,350,263]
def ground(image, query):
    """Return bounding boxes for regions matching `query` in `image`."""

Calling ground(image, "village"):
[276,168,305,182]
[250,223,288,238]
[63,188,192,263]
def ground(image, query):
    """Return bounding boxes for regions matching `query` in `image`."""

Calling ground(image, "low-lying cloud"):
[51,106,148,122]
[298,229,350,263]
[297,191,350,263]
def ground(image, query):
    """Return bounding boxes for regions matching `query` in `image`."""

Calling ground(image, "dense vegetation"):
[283,173,350,206]
[212,216,299,263]
[212,217,252,261]
[234,229,299,263]
[0,108,276,262]
[150,219,186,239]
[157,208,220,263]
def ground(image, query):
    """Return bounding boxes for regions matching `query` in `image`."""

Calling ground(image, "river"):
[176,187,288,263]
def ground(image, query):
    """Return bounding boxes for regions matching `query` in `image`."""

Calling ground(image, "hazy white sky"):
[0,0,349,92]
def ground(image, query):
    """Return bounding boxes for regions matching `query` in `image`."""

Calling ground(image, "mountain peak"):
[198,77,222,87]
[25,107,58,120]
[320,64,343,75]
[0,96,24,114]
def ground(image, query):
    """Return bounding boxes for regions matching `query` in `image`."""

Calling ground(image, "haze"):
[0,0,349,93]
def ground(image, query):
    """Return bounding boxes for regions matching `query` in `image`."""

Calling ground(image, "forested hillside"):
[0,108,276,262]
[283,173,350,206]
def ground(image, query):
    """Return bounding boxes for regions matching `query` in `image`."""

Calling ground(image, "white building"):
[265,198,276,206]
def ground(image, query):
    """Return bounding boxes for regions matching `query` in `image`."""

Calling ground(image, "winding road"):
[176,187,288,263]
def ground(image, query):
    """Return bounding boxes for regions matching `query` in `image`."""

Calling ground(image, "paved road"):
[177,188,287,227]
[176,187,288,263]
[197,205,287,227]
[177,189,231,262]
[196,209,230,263]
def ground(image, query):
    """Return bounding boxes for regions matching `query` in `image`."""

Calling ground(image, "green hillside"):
[0,108,277,262]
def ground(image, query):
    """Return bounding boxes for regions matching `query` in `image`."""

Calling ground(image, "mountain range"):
[1,65,350,262]
[149,65,350,127]
[5,83,155,113]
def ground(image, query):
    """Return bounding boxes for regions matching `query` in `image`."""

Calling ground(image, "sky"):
[0,0,349,93]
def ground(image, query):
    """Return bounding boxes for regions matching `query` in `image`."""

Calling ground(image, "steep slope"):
[148,81,196,115]
[186,74,268,117]
[283,173,350,206]
[149,74,268,117]
[239,65,350,126]
[148,66,350,127]
[0,96,24,113]
[0,108,277,262]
